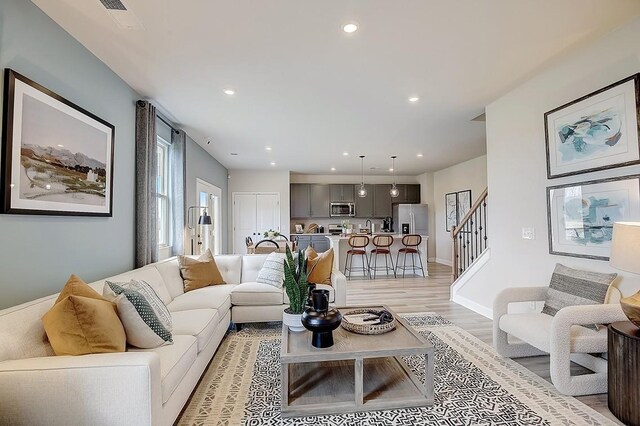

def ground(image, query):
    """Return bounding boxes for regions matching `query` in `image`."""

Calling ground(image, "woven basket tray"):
[341,309,396,335]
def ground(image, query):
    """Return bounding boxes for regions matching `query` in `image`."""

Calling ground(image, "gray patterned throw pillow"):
[256,252,286,288]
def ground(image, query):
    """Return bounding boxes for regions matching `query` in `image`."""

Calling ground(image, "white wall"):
[433,155,488,265]
[227,169,290,252]
[458,17,640,313]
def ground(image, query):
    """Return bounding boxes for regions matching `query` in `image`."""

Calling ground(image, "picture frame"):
[547,174,640,260]
[1,69,115,216]
[445,190,472,232]
[544,73,640,179]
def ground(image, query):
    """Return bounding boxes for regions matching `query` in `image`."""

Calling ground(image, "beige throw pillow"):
[178,249,226,292]
[305,247,334,285]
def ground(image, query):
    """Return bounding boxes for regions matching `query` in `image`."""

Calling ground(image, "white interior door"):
[233,193,258,254]
[256,194,280,237]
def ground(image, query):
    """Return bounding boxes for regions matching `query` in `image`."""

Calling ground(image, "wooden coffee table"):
[280,305,434,417]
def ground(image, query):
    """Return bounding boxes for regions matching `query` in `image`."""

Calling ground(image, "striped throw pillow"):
[104,279,172,332]
[542,264,617,329]
[256,252,286,288]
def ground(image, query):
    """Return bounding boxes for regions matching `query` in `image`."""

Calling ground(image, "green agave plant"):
[283,245,309,315]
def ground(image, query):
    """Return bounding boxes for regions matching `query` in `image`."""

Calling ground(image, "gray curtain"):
[135,100,158,267]
[170,129,186,256]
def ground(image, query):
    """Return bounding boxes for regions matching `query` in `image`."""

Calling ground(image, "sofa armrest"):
[0,352,162,426]
[332,269,347,306]
[552,303,627,331]
[493,286,548,322]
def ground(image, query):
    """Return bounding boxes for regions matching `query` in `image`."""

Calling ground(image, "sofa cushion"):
[231,282,283,306]
[0,296,56,362]
[256,252,285,288]
[306,247,334,285]
[171,309,219,352]
[130,334,197,404]
[284,283,334,304]
[499,312,607,353]
[55,275,104,304]
[103,280,172,332]
[214,255,243,285]
[154,259,185,300]
[42,295,126,356]
[90,267,172,306]
[167,284,235,316]
[241,255,268,283]
[178,250,226,292]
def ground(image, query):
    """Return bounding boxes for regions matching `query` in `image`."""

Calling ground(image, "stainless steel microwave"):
[330,202,356,217]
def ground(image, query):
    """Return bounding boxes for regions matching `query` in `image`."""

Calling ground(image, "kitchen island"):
[327,233,429,277]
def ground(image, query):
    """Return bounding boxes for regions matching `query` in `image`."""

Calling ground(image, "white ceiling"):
[32,0,640,175]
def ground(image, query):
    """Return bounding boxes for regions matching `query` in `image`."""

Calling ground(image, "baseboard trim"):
[435,258,452,266]
[452,294,493,319]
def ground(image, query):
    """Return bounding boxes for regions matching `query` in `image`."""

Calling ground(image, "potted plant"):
[282,245,309,332]
[264,229,281,239]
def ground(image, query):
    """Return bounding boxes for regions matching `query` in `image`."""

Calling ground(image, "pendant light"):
[390,155,400,198]
[358,155,367,197]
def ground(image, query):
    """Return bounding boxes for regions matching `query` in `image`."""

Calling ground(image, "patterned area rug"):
[177,313,616,425]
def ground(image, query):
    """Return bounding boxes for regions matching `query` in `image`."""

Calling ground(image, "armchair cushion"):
[541,264,616,329]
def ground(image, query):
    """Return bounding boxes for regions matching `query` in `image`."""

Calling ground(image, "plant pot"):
[283,308,305,332]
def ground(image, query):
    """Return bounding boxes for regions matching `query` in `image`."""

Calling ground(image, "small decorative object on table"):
[264,229,281,239]
[301,289,342,348]
[341,308,396,335]
[282,246,308,332]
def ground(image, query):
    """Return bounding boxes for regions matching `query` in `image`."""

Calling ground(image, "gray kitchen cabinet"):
[373,184,393,217]
[293,235,311,251]
[394,184,421,204]
[290,184,310,218]
[354,184,374,217]
[330,184,355,202]
[311,236,330,252]
[309,184,330,218]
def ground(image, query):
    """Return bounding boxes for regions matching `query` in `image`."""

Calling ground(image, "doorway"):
[194,179,222,255]
[232,192,280,254]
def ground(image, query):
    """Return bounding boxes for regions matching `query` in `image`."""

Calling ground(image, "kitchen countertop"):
[290,233,331,236]
[329,233,428,240]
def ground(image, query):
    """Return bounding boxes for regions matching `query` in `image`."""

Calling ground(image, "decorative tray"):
[341,308,396,335]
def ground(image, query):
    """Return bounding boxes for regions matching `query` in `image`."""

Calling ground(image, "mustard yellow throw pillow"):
[305,247,334,285]
[42,275,126,356]
[178,249,226,292]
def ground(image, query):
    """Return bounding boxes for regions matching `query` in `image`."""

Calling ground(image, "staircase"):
[451,188,488,281]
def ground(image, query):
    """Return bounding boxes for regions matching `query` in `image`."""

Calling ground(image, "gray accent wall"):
[0,0,139,309]
[185,136,229,253]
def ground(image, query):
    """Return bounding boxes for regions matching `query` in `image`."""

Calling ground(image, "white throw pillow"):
[104,279,172,332]
[104,282,173,349]
[256,252,286,288]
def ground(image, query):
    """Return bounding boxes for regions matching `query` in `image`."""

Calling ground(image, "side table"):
[608,321,640,426]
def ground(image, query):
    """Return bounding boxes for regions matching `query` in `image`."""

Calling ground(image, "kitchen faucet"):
[365,219,372,235]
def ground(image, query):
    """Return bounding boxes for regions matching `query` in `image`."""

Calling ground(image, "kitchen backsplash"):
[290,219,386,234]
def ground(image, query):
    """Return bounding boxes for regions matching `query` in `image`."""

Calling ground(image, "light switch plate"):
[522,227,535,240]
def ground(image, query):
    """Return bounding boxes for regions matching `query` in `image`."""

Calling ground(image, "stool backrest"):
[348,235,370,248]
[372,235,393,248]
[402,234,421,247]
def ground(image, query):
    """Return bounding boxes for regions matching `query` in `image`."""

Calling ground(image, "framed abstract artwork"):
[544,73,640,179]
[445,190,472,232]
[547,175,640,260]
[1,69,115,216]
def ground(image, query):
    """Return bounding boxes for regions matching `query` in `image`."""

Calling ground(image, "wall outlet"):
[522,227,535,240]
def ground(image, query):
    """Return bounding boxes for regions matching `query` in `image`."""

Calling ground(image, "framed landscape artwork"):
[1,69,114,216]
[544,73,640,179]
[445,190,472,232]
[547,175,640,260]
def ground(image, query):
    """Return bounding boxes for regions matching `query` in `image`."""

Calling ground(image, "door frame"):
[232,191,280,254]
[195,178,223,255]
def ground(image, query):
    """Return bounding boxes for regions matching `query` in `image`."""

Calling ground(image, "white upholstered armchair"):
[493,286,627,396]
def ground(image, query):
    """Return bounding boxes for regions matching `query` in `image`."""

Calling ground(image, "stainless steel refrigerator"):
[393,204,428,235]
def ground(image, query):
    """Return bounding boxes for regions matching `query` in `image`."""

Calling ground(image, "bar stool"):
[344,235,370,280]
[369,235,396,279]
[395,234,425,278]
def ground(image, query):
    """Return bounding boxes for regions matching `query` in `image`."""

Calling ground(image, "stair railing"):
[451,188,488,281]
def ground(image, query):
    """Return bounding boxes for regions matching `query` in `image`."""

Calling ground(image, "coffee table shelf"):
[280,305,434,418]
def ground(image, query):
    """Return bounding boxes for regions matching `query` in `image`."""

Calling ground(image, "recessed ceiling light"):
[270,162,276,166]
[224,89,235,96]
[343,152,349,156]
[389,168,394,172]
[417,153,423,157]
[57,144,64,148]
[331,167,336,171]
[230,152,238,156]
[265,146,272,151]
[342,23,358,33]
[409,96,419,103]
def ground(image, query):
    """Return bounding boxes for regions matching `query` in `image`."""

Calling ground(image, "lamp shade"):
[198,211,212,225]
[610,222,640,274]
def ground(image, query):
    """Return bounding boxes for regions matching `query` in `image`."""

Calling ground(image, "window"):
[157,136,170,247]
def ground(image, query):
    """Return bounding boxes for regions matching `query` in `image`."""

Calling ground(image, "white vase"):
[283,309,305,332]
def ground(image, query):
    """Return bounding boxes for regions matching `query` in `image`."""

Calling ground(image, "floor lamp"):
[187,206,212,255]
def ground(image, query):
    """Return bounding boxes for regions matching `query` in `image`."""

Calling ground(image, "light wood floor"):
[346,262,620,424]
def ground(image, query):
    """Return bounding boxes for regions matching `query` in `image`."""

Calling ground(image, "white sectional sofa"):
[0,254,347,426]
